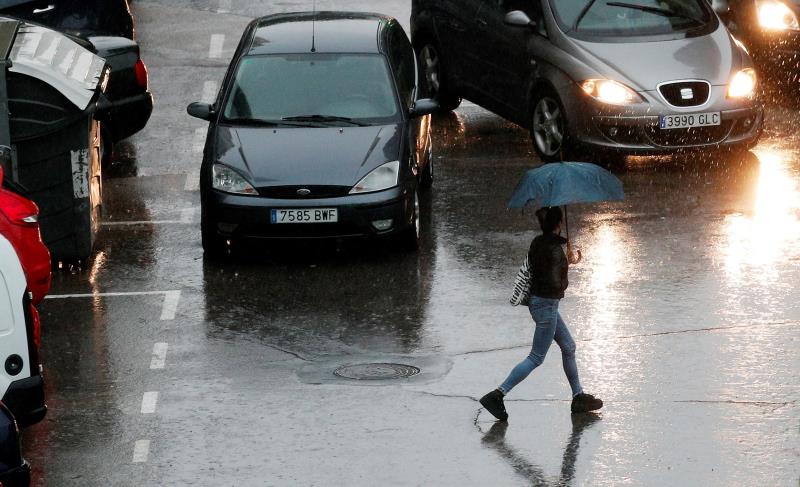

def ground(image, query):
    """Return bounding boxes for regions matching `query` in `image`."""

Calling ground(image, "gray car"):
[411,0,764,161]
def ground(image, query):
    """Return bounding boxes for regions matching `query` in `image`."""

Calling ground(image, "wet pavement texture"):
[21,0,800,485]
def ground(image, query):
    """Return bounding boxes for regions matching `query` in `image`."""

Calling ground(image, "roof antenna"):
[311,0,317,53]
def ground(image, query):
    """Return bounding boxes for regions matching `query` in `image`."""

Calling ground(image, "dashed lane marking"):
[192,127,206,152]
[151,343,168,369]
[133,440,150,463]
[209,34,225,58]
[141,392,159,414]
[46,291,182,321]
[217,0,232,13]
[100,208,197,226]
[201,80,218,104]
[184,170,200,191]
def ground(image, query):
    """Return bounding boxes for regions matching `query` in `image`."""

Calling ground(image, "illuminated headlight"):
[728,69,757,98]
[212,164,257,195]
[757,0,799,30]
[350,161,400,194]
[580,79,642,105]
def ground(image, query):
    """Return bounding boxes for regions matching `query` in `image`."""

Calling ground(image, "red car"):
[0,165,48,428]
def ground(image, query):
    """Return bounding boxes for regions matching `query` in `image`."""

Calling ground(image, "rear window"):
[550,0,714,39]
[223,53,400,124]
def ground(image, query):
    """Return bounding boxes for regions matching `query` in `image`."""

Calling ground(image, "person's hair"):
[536,206,563,234]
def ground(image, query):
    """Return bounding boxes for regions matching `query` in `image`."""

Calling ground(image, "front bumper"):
[0,461,31,487]
[562,84,764,154]
[2,375,46,429]
[203,186,415,240]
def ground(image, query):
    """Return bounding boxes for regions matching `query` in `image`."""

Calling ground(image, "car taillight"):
[0,168,39,228]
[135,59,149,90]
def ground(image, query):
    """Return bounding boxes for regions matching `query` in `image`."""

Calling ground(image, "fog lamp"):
[372,219,393,231]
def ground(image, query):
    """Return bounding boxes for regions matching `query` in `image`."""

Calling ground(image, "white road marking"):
[160,290,181,320]
[133,440,150,463]
[141,391,159,414]
[151,343,168,369]
[100,207,198,226]
[184,170,200,191]
[201,80,218,104]
[217,0,232,13]
[209,34,225,59]
[46,291,176,299]
[192,127,206,152]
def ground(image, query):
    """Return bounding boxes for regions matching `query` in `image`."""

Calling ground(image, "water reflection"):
[481,413,601,486]
[722,148,800,283]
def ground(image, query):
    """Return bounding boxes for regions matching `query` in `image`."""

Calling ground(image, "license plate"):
[271,208,338,224]
[659,112,721,130]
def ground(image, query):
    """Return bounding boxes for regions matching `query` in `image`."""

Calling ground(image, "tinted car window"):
[223,53,400,123]
[551,0,712,37]
[388,27,415,108]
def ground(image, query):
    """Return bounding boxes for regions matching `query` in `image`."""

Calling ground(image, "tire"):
[397,189,421,252]
[530,90,572,162]
[415,38,461,112]
[201,216,228,259]
[419,137,434,189]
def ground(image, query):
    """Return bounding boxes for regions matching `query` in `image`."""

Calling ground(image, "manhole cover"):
[333,363,420,380]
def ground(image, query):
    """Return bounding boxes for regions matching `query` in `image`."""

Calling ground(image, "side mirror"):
[187,102,215,121]
[711,0,729,15]
[504,10,536,29]
[409,98,440,118]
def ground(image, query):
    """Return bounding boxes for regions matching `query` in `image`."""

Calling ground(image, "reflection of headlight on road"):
[757,0,800,30]
[580,79,641,105]
[728,69,757,99]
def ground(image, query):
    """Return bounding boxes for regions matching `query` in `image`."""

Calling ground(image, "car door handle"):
[33,4,55,14]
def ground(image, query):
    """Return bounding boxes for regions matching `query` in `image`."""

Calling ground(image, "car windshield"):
[222,53,400,126]
[551,0,713,38]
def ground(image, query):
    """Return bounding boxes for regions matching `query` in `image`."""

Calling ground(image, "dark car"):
[720,0,800,86]
[0,403,30,487]
[187,12,439,255]
[0,0,153,150]
[412,0,763,161]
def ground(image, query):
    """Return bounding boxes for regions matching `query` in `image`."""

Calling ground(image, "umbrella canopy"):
[508,162,624,209]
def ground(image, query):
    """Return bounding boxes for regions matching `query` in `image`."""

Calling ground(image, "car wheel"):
[530,91,570,162]
[417,41,461,112]
[398,189,421,252]
[201,217,228,258]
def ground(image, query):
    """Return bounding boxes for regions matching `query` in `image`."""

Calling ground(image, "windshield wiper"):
[224,117,317,127]
[281,115,370,127]
[574,0,599,30]
[605,2,703,24]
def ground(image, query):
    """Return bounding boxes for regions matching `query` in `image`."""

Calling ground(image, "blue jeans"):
[498,297,583,396]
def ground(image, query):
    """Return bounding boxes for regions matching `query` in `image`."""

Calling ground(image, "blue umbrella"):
[508,162,624,209]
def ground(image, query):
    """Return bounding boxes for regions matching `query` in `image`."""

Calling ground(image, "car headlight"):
[580,79,642,105]
[212,164,257,195]
[728,68,757,98]
[756,0,799,30]
[350,161,400,194]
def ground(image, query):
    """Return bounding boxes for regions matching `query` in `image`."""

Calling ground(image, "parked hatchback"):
[412,0,764,161]
[188,12,438,255]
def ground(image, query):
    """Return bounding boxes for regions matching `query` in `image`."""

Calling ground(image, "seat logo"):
[297,188,311,196]
[680,88,694,100]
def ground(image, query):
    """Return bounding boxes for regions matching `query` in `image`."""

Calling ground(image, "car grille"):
[646,121,732,147]
[257,186,352,199]
[658,81,710,107]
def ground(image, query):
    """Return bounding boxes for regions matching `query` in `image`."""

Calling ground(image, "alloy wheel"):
[532,97,564,158]
[420,45,441,97]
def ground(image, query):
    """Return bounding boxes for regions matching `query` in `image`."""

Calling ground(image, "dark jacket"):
[528,233,568,299]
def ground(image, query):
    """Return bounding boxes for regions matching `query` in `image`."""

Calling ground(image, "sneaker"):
[571,393,603,413]
[480,389,508,421]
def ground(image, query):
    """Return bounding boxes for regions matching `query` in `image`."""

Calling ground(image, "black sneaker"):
[480,389,508,421]
[571,393,603,413]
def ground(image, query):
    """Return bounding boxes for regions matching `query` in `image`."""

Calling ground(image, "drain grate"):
[334,363,420,380]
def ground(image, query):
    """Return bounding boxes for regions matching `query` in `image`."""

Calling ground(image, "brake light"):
[134,59,149,90]
[0,167,39,227]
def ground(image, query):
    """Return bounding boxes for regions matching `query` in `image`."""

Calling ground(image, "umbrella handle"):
[564,206,582,264]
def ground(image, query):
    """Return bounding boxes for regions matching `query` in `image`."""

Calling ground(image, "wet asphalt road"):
[20,0,800,485]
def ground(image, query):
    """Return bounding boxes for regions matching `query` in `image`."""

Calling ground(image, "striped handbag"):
[509,256,531,306]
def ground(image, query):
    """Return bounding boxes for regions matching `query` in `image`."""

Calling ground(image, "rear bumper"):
[2,375,46,429]
[203,186,415,240]
[0,461,31,487]
[103,91,154,142]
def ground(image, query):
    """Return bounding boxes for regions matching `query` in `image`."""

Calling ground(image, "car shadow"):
[480,413,602,486]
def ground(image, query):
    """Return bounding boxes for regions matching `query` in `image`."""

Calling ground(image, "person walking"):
[480,206,603,421]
